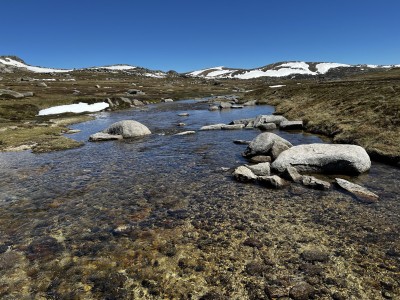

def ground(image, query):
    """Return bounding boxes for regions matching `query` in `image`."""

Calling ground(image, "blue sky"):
[1,0,399,72]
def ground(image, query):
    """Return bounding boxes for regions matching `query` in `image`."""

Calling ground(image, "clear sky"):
[1,0,399,72]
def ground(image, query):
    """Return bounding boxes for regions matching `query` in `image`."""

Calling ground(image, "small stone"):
[95,84,101,88]
[289,282,314,300]
[177,123,186,127]
[335,178,379,203]
[301,176,331,190]
[233,166,257,182]
[282,166,302,183]
[258,123,277,131]
[258,175,289,189]
[301,249,329,262]
[178,113,189,116]
[243,238,263,249]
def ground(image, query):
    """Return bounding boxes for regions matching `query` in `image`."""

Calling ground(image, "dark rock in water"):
[249,155,271,163]
[258,123,277,131]
[233,166,257,182]
[258,175,289,189]
[289,282,314,300]
[270,140,290,160]
[104,120,151,138]
[27,236,63,260]
[89,132,123,141]
[282,166,302,183]
[272,144,371,175]
[335,178,379,203]
[301,249,329,262]
[243,132,292,158]
[301,175,331,190]
[233,139,250,145]
[280,120,303,130]
[246,162,270,176]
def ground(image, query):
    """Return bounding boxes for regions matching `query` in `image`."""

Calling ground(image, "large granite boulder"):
[243,132,293,158]
[272,144,371,175]
[104,120,151,138]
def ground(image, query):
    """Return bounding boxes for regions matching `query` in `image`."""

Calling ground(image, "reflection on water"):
[0,101,399,299]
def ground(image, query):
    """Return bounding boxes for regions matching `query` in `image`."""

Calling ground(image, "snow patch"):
[0,57,72,73]
[206,69,234,77]
[315,63,351,74]
[269,85,286,88]
[38,102,109,116]
[89,65,137,70]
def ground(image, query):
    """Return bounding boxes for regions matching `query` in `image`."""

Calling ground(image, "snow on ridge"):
[278,62,311,71]
[38,102,109,116]
[188,66,225,76]
[315,63,351,74]
[0,57,72,73]
[144,72,166,78]
[206,69,235,77]
[89,65,137,70]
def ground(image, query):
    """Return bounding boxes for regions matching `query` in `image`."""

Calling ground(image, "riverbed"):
[0,100,399,299]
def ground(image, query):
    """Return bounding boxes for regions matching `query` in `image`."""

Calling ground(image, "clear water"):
[0,100,398,299]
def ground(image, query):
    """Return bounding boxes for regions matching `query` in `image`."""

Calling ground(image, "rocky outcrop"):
[0,89,25,99]
[272,144,371,175]
[335,178,379,203]
[104,120,151,138]
[243,132,293,158]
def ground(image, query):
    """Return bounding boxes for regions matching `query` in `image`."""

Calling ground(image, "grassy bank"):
[244,69,400,166]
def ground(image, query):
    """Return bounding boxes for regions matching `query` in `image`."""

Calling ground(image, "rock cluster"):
[232,131,378,202]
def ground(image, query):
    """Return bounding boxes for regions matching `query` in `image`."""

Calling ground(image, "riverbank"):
[243,69,400,166]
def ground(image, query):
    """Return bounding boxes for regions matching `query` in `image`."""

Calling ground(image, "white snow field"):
[38,102,109,116]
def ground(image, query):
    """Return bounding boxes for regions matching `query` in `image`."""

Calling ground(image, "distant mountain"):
[0,56,167,78]
[186,61,400,79]
[1,56,399,79]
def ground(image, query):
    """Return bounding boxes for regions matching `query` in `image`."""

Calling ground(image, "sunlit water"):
[0,100,398,299]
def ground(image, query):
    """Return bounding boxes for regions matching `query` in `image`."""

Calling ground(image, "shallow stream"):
[0,100,399,299]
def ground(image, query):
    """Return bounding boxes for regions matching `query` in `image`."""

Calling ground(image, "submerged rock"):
[335,178,379,203]
[89,133,123,141]
[258,175,289,189]
[104,120,151,138]
[243,132,293,158]
[301,175,331,190]
[272,144,371,175]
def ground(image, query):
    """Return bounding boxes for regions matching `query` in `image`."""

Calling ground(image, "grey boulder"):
[243,132,293,158]
[233,166,257,182]
[245,162,270,176]
[104,120,151,138]
[254,115,288,127]
[0,89,25,99]
[272,144,371,175]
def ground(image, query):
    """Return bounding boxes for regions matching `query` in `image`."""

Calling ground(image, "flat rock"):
[249,155,272,163]
[104,120,151,138]
[335,178,379,203]
[233,166,257,182]
[219,102,232,109]
[89,132,123,141]
[246,162,270,176]
[178,113,189,116]
[243,100,257,106]
[221,124,245,130]
[280,120,303,130]
[258,175,289,189]
[301,175,331,190]
[243,132,292,158]
[0,89,25,99]
[272,144,371,175]
[208,105,219,111]
[200,124,225,130]
[174,131,195,136]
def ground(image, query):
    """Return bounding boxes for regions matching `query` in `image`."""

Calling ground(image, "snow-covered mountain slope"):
[187,61,398,79]
[88,65,137,71]
[0,57,72,73]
